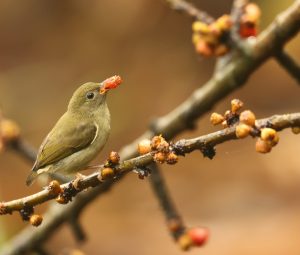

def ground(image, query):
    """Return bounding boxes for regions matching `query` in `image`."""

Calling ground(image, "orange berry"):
[255,138,272,153]
[195,40,213,57]
[231,99,244,113]
[151,135,165,150]
[138,139,151,155]
[239,110,256,126]
[153,152,166,164]
[56,195,68,204]
[209,23,222,37]
[192,33,201,45]
[260,128,279,146]
[0,119,20,142]
[245,3,261,22]
[29,214,43,227]
[210,112,224,125]
[157,140,169,153]
[260,128,275,140]
[166,152,178,164]
[192,21,210,34]
[235,123,251,138]
[215,14,232,32]
[108,151,120,164]
[101,167,115,180]
[48,180,62,196]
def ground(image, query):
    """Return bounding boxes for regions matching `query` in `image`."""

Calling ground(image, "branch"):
[2,1,300,253]
[9,139,37,163]
[230,0,248,47]
[1,112,299,215]
[149,164,185,240]
[151,1,300,140]
[275,50,300,85]
[165,0,214,23]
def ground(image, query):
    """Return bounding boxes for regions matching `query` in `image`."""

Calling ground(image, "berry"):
[108,151,120,164]
[188,227,210,246]
[138,139,151,155]
[239,110,256,126]
[235,123,251,138]
[210,112,224,125]
[29,214,43,227]
[255,138,272,153]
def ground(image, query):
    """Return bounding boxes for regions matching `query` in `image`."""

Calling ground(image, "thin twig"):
[10,139,37,163]
[230,0,248,48]
[165,0,214,23]
[68,217,86,242]
[149,164,185,240]
[2,1,300,254]
[1,112,299,215]
[275,50,300,85]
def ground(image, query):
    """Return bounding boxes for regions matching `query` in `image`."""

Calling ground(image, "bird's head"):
[68,75,122,114]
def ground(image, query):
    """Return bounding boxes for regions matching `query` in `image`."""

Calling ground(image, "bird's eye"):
[86,92,95,100]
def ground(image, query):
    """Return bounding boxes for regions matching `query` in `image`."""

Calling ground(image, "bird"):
[26,75,122,186]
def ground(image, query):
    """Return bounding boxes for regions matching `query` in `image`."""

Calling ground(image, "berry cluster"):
[192,3,261,57]
[138,135,179,165]
[210,99,280,153]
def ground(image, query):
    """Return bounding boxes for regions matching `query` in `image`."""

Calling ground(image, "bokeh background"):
[0,0,300,254]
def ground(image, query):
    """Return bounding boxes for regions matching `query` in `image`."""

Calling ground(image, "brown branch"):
[2,1,300,253]
[230,0,248,47]
[275,50,300,85]
[149,164,186,240]
[1,112,299,216]
[150,0,300,140]
[9,139,37,163]
[68,216,86,242]
[165,0,214,23]
[1,112,300,255]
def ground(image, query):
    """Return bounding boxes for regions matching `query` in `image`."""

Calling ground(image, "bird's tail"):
[26,171,38,186]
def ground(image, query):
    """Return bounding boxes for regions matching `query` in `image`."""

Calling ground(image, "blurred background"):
[0,0,299,254]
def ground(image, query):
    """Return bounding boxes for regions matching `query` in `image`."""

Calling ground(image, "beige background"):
[0,0,300,254]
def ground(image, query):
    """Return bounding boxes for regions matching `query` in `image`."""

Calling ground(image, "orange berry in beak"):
[100,75,122,94]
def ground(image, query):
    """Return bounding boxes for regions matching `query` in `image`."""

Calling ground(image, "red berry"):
[188,227,209,246]
[240,26,257,38]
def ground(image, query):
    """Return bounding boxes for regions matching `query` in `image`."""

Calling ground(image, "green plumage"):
[26,81,112,186]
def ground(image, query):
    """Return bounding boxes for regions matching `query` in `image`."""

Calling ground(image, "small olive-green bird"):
[26,75,122,186]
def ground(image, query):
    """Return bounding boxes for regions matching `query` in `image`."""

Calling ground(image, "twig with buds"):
[1,112,299,217]
[1,1,300,254]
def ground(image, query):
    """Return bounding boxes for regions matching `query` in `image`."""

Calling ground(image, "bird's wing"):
[32,119,97,171]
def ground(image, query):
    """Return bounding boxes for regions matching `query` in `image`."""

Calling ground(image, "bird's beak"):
[99,75,122,94]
